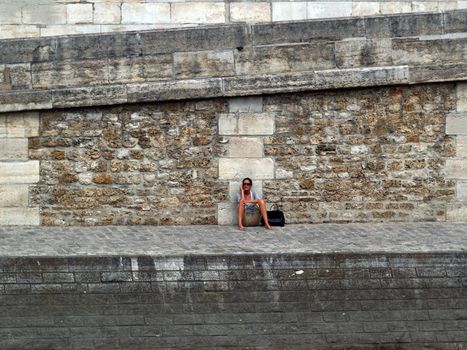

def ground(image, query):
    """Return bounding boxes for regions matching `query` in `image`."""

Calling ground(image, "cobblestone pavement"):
[0,222,465,257]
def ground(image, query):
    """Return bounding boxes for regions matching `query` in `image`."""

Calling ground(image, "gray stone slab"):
[364,12,444,38]
[409,63,467,84]
[444,10,467,34]
[51,85,128,108]
[0,222,465,257]
[0,90,52,112]
[251,17,366,45]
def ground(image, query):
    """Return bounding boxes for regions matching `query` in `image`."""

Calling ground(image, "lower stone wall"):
[27,82,463,225]
[0,252,466,349]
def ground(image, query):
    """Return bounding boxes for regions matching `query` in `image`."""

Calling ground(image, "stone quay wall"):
[1,0,466,40]
[0,11,466,225]
[0,252,466,349]
[23,83,463,226]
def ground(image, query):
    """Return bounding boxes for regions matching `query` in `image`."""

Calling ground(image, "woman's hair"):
[242,177,253,186]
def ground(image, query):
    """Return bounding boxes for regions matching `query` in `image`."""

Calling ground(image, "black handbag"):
[261,204,285,227]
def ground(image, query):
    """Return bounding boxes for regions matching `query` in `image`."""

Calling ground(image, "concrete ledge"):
[0,10,466,112]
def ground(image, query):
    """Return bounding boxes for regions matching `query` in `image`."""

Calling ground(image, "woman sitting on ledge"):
[237,177,272,231]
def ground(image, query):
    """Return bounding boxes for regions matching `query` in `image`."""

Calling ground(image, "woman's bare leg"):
[258,200,272,229]
[238,201,245,230]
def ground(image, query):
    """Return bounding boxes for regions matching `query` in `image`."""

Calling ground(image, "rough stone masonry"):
[0,10,466,225]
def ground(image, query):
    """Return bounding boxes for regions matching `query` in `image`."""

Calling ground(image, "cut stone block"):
[457,136,467,158]
[229,181,263,202]
[94,3,121,24]
[230,137,263,158]
[352,2,380,16]
[0,185,29,207]
[380,2,412,14]
[445,159,467,179]
[459,1,467,9]
[272,2,307,21]
[307,2,352,19]
[174,50,235,79]
[0,207,40,225]
[457,181,467,201]
[122,3,170,24]
[0,112,39,138]
[0,138,28,160]
[230,3,271,23]
[0,161,40,184]
[217,202,237,225]
[0,5,22,24]
[228,97,263,113]
[218,113,274,136]
[457,83,467,112]
[438,1,458,11]
[0,25,40,40]
[219,158,274,180]
[412,2,438,12]
[446,114,467,135]
[446,203,467,222]
[40,25,102,37]
[171,3,225,24]
[67,4,93,24]
[22,4,67,25]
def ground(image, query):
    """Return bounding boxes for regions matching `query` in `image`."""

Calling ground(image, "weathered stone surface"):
[229,137,263,158]
[446,114,467,135]
[32,60,110,89]
[364,12,443,38]
[252,17,366,45]
[228,97,263,113]
[0,138,28,160]
[412,1,438,12]
[217,202,236,225]
[219,158,274,180]
[224,66,409,96]
[271,2,307,22]
[446,159,467,179]
[93,3,121,25]
[380,2,412,14]
[457,83,467,112]
[174,51,235,79]
[335,39,393,68]
[457,136,467,158]
[457,181,467,201]
[0,185,29,207]
[0,112,39,138]
[408,63,467,84]
[67,4,93,24]
[230,3,271,23]
[0,4,22,24]
[235,43,335,75]
[352,2,380,16]
[22,4,67,25]
[219,113,275,136]
[171,3,225,24]
[0,64,31,90]
[307,2,353,19]
[0,161,39,184]
[108,55,173,84]
[444,10,467,34]
[121,3,170,24]
[52,85,127,108]
[0,25,40,40]
[392,37,467,66]
[127,79,222,103]
[0,207,40,225]
[446,203,467,222]
[0,90,52,112]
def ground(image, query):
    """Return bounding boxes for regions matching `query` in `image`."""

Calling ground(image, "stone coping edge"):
[1,64,467,112]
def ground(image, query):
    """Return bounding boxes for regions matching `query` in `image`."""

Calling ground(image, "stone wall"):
[0,0,466,39]
[0,252,466,349]
[27,83,460,226]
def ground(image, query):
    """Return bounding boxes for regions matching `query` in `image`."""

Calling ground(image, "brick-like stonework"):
[0,111,40,225]
[0,250,466,349]
[29,83,459,226]
[0,1,465,39]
